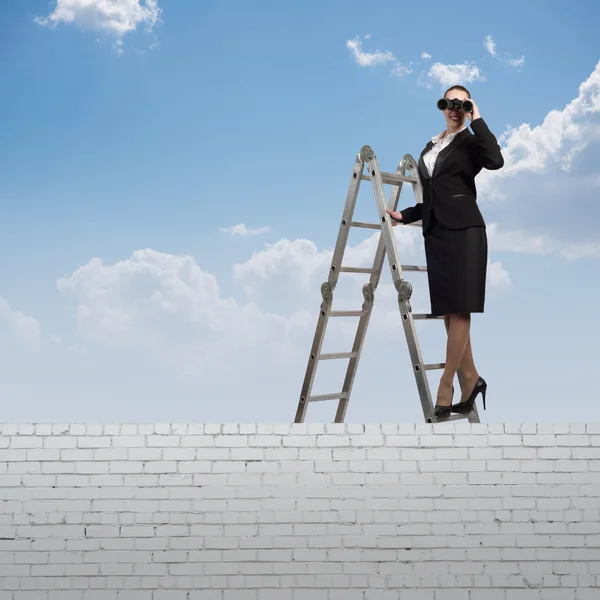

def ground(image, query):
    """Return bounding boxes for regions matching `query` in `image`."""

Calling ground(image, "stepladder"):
[294,145,480,424]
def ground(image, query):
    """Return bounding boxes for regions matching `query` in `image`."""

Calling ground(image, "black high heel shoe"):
[434,385,454,419]
[451,377,487,414]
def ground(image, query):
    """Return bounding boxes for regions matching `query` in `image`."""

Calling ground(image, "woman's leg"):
[436,313,472,406]
[443,315,481,402]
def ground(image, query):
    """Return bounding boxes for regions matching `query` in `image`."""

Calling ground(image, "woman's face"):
[443,89,469,130]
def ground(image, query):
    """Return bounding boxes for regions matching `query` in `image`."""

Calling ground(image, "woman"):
[386,84,504,418]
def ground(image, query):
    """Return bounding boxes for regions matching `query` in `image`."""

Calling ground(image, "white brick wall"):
[0,422,599,599]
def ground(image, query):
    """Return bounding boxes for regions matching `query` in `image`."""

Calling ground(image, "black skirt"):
[424,210,487,316]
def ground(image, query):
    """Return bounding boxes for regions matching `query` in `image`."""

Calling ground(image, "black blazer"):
[399,117,504,230]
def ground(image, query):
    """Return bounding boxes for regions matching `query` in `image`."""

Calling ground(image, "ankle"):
[439,377,453,389]
[461,370,479,382]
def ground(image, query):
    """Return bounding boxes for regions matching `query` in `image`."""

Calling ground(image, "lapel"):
[418,127,471,180]
[418,141,434,180]
[431,127,471,178]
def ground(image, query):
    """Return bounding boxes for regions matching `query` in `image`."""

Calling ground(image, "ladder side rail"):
[294,156,365,423]
[360,146,406,289]
[334,164,407,423]
[327,157,366,287]
[363,147,439,422]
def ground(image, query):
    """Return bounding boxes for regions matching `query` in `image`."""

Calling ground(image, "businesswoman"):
[386,85,504,418]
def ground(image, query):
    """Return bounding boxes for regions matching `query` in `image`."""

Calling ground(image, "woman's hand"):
[386,208,403,225]
[467,98,481,122]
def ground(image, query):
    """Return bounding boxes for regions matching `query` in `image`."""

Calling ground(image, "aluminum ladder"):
[293,145,480,424]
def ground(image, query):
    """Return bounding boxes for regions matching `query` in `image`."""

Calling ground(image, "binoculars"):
[437,98,473,113]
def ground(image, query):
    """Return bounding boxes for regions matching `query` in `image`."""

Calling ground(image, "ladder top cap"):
[359,145,375,162]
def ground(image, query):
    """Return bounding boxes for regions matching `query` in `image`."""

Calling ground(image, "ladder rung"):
[339,267,377,274]
[413,314,443,320]
[350,221,381,230]
[401,265,427,272]
[319,352,357,360]
[308,393,348,402]
[330,310,365,317]
[436,413,472,422]
[424,363,445,370]
[360,172,418,185]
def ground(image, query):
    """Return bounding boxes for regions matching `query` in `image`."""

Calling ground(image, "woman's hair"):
[444,85,471,98]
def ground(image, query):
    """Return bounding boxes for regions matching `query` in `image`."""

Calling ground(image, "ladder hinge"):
[362,283,374,304]
[321,282,333,303]
[396,279,413,313]
[395,279,413,299]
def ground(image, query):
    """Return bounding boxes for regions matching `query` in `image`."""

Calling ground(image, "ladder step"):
[435,413,472,423]
[424,362,445,370]
[402,265,427,272]
[339,267,377,274]
[308,393,348,402]
[330,310,365,317]
[413,314,443,320]
[360,172,418,185]
[319,352,358,360]
[350,221,381,230]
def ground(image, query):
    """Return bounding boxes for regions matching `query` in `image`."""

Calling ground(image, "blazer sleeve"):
[399,203,423,224]
[470,118,504,170]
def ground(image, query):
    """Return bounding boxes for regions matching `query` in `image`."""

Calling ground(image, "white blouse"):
[422,125,467,176]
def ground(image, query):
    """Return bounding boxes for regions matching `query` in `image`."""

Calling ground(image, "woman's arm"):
[399,203,423,224]
[469,117,504,170]
[385,203,422,225]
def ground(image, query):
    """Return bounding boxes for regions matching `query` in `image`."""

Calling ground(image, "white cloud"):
[56,248,318,378]
[488,223,600,260]
[219,224,271,237]
[487,260,511,288]
[483,34,524,69]
[424,61,484,88]
[233,230,420,290]
[487,223,554,255]
[346,40,486,88]
[231,229,423,319]
[497,61,600,175]
[387,58,600,261]
[391,62,413,78]
[346,35,412,78]
[346,36,396,67]
[507,56,525,68]
[0,297,42,350]
[35,0,161,51]
[484,35,497,57]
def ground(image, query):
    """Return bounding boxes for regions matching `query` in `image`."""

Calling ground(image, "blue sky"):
[0,0,599,424]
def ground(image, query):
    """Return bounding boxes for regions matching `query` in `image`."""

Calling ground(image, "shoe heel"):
[451,377,486,414]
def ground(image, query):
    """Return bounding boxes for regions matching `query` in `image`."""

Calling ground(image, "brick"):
[419,434,454,447]
[386,435,419,447]
[10,437,43,449]
[146,435,180,447]
[557,435,590,446]
[77,437,111,448]
[61,449,94,461]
